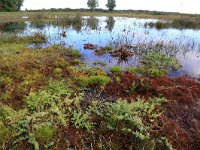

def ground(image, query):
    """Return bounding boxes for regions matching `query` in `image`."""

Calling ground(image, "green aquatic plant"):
[88,75,111,86]
[102,45,113,51]
[77,75,110,88]
[93,61,107,66]
[128,67,137,73]
[141,52,181,76]
[69,49,82,58]
[111,66,123,73]
[27,32,47,44]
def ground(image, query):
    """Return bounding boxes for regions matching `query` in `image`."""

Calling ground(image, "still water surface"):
[1,16,200,76]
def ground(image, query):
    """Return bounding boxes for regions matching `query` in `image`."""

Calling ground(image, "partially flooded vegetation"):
[0,11,200,150]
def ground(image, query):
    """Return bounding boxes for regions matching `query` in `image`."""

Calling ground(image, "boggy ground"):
[105,73,200,149]
[0,32,200,150]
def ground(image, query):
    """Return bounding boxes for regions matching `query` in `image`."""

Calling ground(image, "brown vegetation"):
[105,72,200,149]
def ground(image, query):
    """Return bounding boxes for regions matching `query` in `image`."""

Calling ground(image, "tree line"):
[87,0,116,11]
[0,0,116,12]
[0,0,24,11]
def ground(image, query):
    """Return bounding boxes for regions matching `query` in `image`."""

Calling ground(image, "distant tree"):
[106,0,116,11]
[0,0,24,11]
[87,0,99,11]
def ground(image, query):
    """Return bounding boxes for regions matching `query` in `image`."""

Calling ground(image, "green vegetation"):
[66,48,82,58]
[0,0,24,11]
[87,0,99,11]
[27,32,47,44]
[111,66,123,73]
[145,18,200,29]
[0,32,18,44]
[72,58,81,64]
[141,52,181,76]
[104,45,113,50]
[128,67,137,73]
[0,81,171,149]
[77,75,110,88]
[0,13,200,149]
[93,61,107,66]
[106,0,116,11]
[0,10,200,24]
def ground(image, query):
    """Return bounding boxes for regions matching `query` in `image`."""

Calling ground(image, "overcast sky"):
[22,0,200,14]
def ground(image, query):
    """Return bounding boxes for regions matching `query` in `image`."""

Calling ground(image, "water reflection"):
[1,16,200,76]
[105,17,115,32]
[31,20,46,29]
[71,14,83,32]
[0,22,26,32]
[86,16,99,30]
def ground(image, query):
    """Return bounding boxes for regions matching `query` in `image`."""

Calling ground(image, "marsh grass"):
[1,10,200,22]
[145,18,200,29]
[0,32,18,44]
[31,12,48,20]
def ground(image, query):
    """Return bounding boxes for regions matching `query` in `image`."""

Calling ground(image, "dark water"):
[1,16,200,76]
[0,22,26,32]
